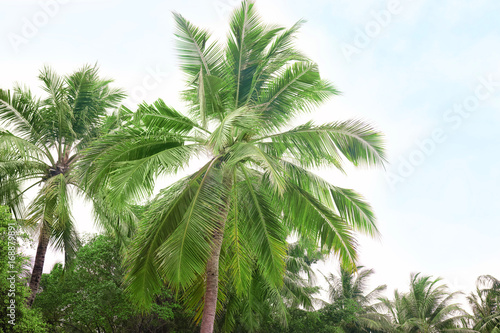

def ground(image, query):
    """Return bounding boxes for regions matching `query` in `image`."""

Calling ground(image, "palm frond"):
[226,0,280,108]
[257,62,338,131]
[25,173,79,260]
[124,160,229,307]
[281,178,358,270]
[280,161,379,237]
[173,12,222,78]
[39,66,75,143]
[222,177,254,296]
[0,130,49,164]
[90,191,143,247]
[244,20,307,105]
[238,165,287,286]
[80,127,198,205]
[256,120,386,168]
[207,106,260,154]
[66,64,125,145]
[136,99,205,134]
[0,88,52,153]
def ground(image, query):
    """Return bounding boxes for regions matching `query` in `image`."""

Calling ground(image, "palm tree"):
[467,275,500,333]
[380,273,473,332]
[283,239,324,310]
[80,1,385,332]
[323,266,388,332]
[0,65,125,305]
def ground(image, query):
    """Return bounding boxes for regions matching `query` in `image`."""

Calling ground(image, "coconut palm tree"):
[323,266,388,332]
[380,273,473,332]
[80,1,385,332]
[467,275,500,333]
[0,65,125,305]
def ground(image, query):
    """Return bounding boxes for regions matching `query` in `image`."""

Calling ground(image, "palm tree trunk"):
[27,224,49,306]
[199,224,225,333]
[199,170,232,333]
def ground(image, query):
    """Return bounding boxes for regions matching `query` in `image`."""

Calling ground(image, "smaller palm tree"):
[380,273,473,332]
[0,65,125,305]
[467,275,500,333]
[323,266,388,332]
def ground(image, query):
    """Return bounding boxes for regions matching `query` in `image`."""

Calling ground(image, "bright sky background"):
[2,0,500,304]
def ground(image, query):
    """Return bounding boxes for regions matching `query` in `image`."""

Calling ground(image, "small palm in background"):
[468,275,500,333]
[322,266,388,332]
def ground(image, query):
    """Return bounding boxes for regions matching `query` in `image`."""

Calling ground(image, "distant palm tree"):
[283,239,324,310]
[80,1,385,332]
[380,273,473,332]
[0,65,124,305]
[467,275,500,333]
[324,266,388,332]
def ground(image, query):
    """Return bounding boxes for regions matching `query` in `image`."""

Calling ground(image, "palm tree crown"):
[380,273,472,333]
[324,266,387,332]
[468,275,500,333]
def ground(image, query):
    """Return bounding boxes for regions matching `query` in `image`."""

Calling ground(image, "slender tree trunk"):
[27,224,50,306]
[199,170,232,333]
[199,225,224,333]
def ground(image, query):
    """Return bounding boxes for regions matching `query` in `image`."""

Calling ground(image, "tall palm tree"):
[80,1,385,332]
[380,273,473,332]
[324,266,388,332]
[467,275,500,333]
[0,65,125,305]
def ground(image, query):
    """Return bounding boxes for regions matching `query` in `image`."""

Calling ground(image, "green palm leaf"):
[257,62,338,131]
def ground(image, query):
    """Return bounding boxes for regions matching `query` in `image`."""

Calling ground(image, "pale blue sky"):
[1,0,500,300]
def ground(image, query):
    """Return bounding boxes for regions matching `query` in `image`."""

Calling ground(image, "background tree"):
[467,275,500,333]
[81,2,385,332]
[380,273,473,332]
[0,65,125,305]
[322,266,388,332]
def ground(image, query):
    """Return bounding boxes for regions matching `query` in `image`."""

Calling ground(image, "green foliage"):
[468,275,500,332]
[238,265,387,333]
[33,235,196,333]
[0,206,48,333]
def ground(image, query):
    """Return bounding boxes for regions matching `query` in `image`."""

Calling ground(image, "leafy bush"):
[33,234,196,333]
